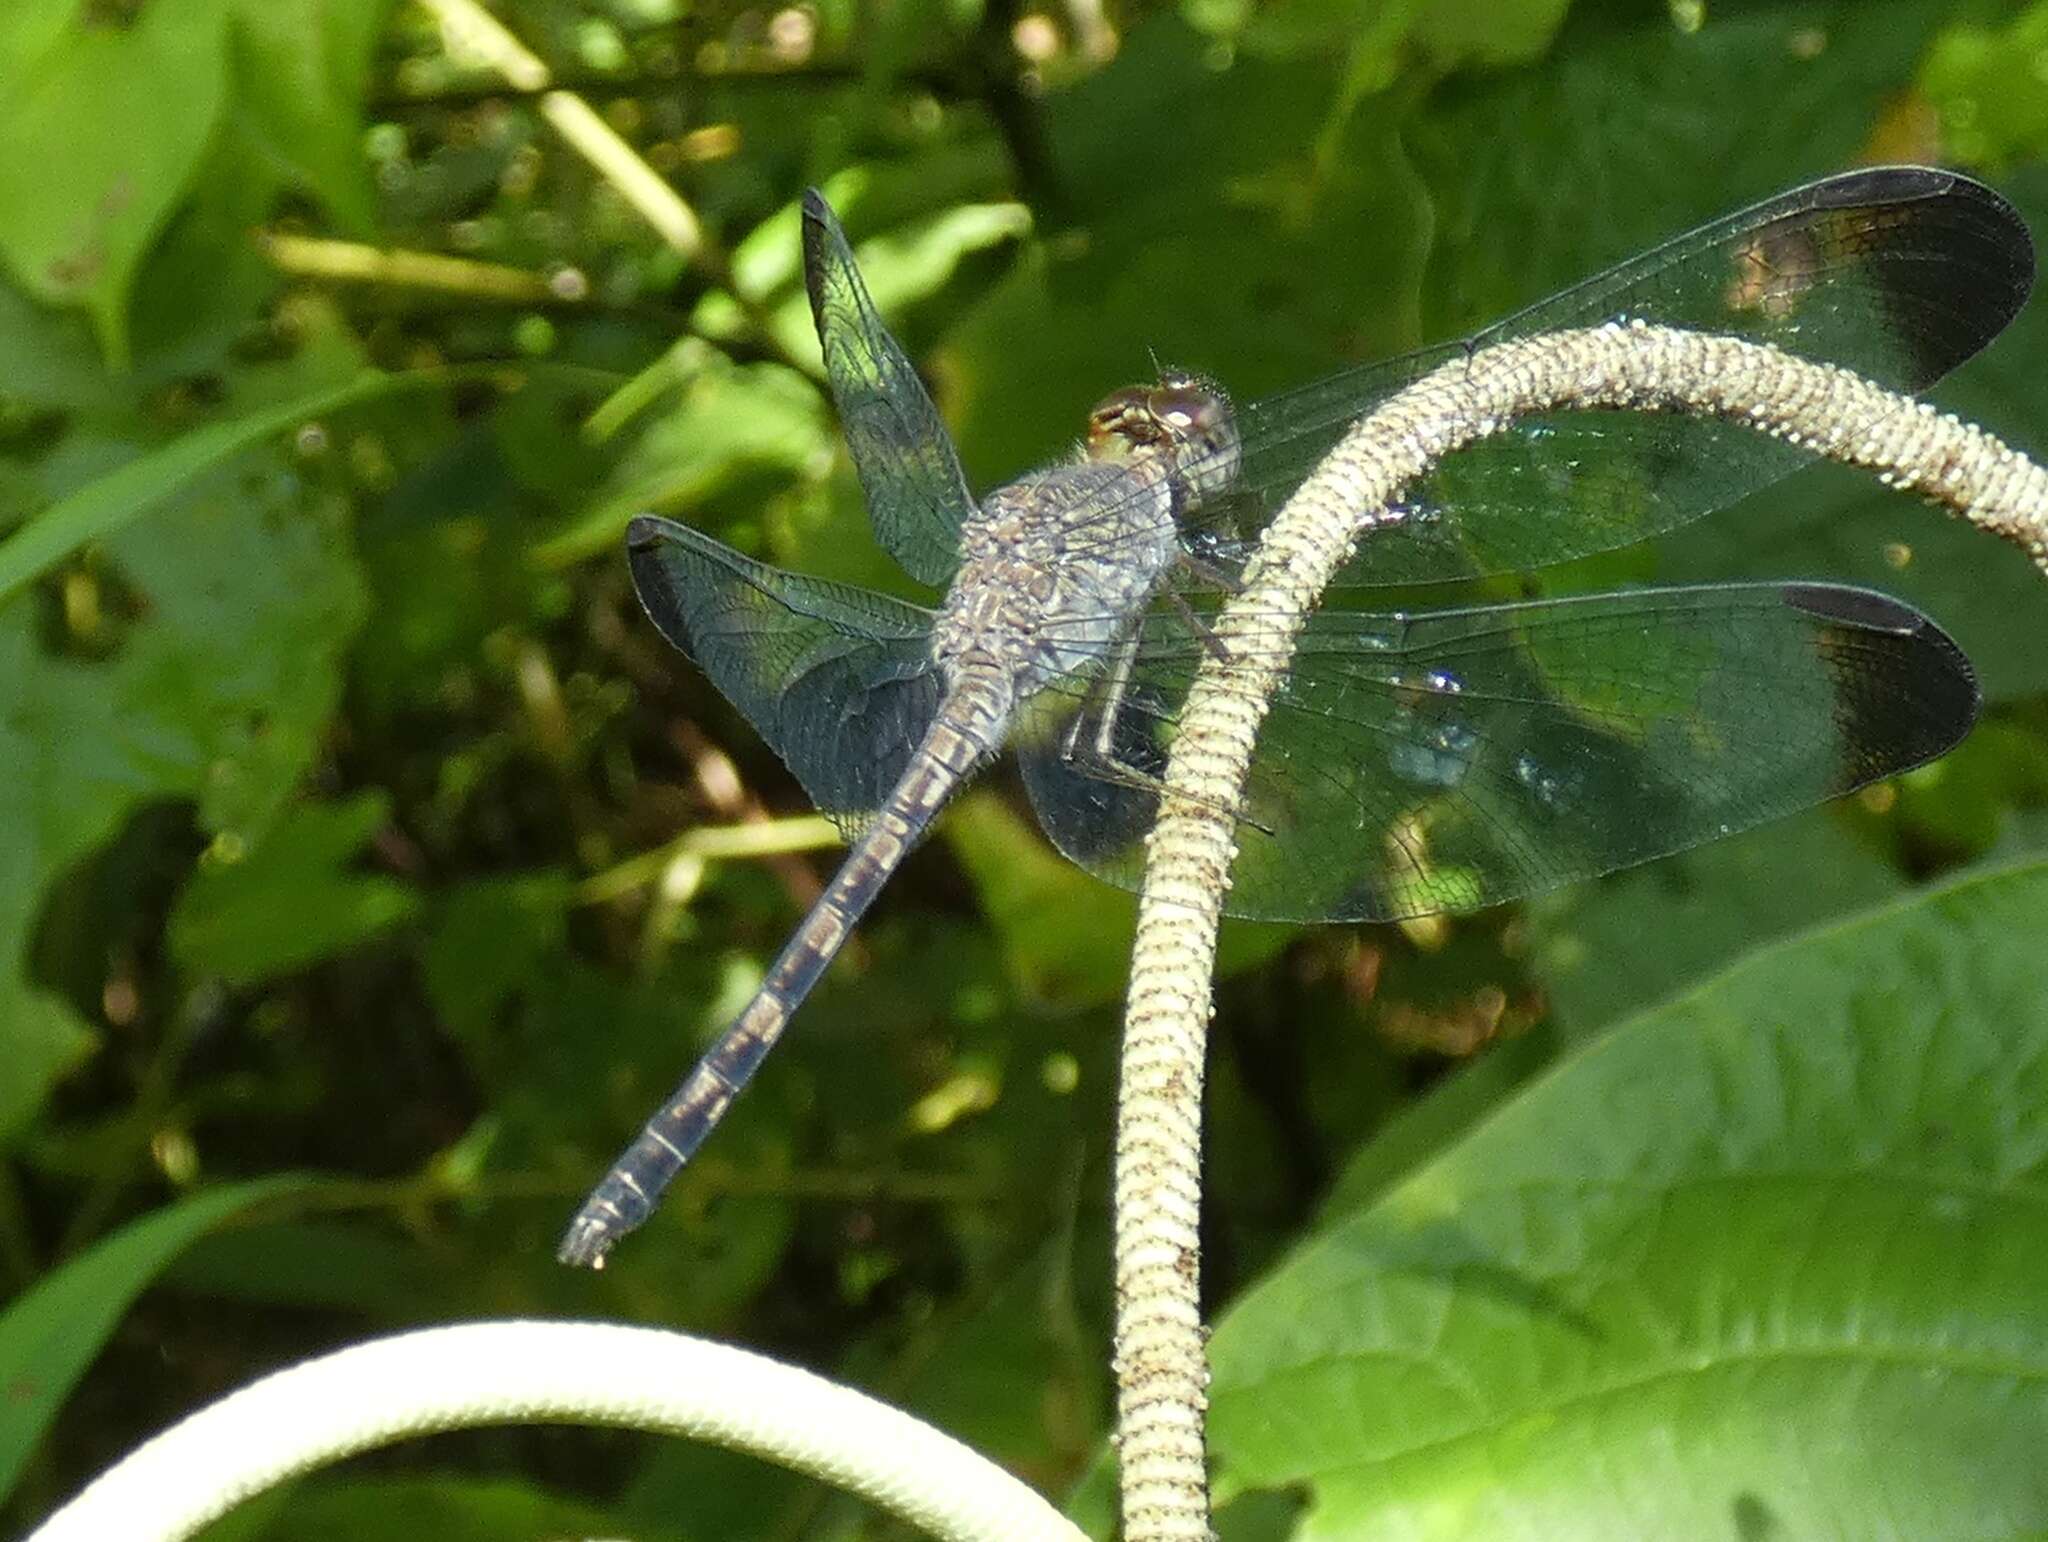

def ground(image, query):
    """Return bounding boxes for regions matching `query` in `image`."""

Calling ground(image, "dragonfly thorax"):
[933,458,1181,704]
[1086,370,1242,510]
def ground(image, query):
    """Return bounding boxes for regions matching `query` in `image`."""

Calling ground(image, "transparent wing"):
[1016,582,1978,922]
[1073,166,2034,585]
[627,515,944,831]
[803,190,979,589]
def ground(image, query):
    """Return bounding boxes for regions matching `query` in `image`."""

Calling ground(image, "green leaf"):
[0,1,73,76]
[950,23,1429,489]
[945,791,1140,1008]
[1526,808,1903,1034]
[1313,1024,1558,1219]
[945,792,1292,1009]
[0,1175,307,1507]
[1208,860,2048,1538]
[1920,1,2048,168]
[419,872,573,1043]
[0,368,446,604]
[162,1219,440,1317]
[701,190,1031,361]
[1403,0,1571,70]
[1403,7,2048,705]
[1406,1,1953,339]
[227,0,390,233]
[1,456,366,1144]
[0,0,234,365]
[170,794,420,986]
[1210,0,1567,88]
[0,981,95,1147]
[543,357,830,566]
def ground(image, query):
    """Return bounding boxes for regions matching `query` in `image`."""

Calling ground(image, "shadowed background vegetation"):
[5,0,2048,1537]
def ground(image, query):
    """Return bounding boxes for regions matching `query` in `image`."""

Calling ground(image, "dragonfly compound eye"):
[1150,383,1241,502]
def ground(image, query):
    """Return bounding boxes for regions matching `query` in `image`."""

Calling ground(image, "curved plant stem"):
[28,1322,1089,1542]
[1110,319,2048,1541]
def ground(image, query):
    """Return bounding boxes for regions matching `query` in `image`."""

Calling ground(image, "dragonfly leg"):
[1058,628,1274,835]
[1054,625,1139,766]
[1166,590,1231,663]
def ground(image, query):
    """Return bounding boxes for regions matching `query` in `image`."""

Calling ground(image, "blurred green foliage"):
[2,0,2046,1537]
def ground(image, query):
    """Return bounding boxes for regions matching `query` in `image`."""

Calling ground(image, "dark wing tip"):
[1784,582,1982,771]
[1806,163,1955,208]
[1781,164,2034,381]
[1884,166,2034,364]
[625,513,676,550]
[1781,580,1924,633]
[1910,166,2037,320]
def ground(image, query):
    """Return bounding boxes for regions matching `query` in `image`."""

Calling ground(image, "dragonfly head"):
[1086,369,1242,506]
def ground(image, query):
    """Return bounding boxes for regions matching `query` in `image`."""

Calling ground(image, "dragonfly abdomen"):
[558,685,1005,1267]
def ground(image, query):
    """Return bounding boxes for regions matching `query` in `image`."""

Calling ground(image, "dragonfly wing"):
[1017,583,1978,921]
[628,515,945,832]
[1208,166,2034,585]
[803,190,978,589]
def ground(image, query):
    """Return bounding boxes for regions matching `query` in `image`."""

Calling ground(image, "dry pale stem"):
[1111,320,2048,1541]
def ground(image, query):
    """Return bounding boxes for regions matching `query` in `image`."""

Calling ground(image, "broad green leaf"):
[0,605,140,1147]
[162,1219,440,1317]
[1406,1,1954,340]
[1181,0,1566,75]
[0,0,233,365]
[1313,1025,1558,1220]
[1404,0,1572,70]
[119,117,292,383]
[169,793,420,986]
[889,1236,1105,1472]
[228,0,390,233]
[0,1175,307,1506]
[0,1,73,76]
[696,189,1030,360]
[0,369,446,603]
[1209,860,2048,1538]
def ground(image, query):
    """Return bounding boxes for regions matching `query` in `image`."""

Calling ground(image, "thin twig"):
[576,811,842,906]
[258,233,587,305]
[1111,319,2048,1540]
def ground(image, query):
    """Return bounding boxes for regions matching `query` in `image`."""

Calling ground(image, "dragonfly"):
[559,164,2033,1267]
